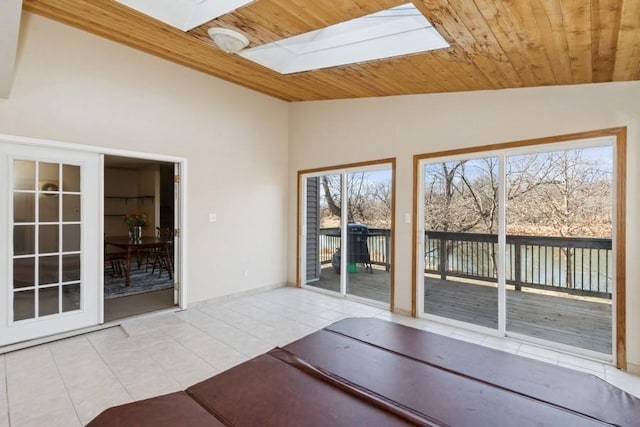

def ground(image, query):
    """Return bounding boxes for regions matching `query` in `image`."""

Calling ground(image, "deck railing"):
[424,231,612,297]
[318,228,612,297]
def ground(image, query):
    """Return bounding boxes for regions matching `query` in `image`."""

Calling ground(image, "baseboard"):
[191,282,287,307]
[392,307,412,316]
[627,362,640,375]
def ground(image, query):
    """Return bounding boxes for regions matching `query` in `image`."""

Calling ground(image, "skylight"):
[239,3,449,74]
[115,0,254,31]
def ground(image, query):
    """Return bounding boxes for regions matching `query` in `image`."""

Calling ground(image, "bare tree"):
[320,172,393,228]
[424,161,482,232]
[530,150,612,237]
[423,149,611,286]
[321,175,342,219]
[523,149,612,287]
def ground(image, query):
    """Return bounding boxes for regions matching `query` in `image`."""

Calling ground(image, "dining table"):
[104,235,171,287]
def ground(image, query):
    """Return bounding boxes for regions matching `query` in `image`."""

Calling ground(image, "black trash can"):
[331,223,373,273]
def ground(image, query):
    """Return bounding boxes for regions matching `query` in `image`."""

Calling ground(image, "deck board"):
[307,267,612,354]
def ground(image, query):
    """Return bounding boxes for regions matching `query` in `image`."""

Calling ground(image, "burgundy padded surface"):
[186,353,415,427]
[320,317,640,426]
[87,317,640,426]
[86,391,225,427]
[282,329,609,426]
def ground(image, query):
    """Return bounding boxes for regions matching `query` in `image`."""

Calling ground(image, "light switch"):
[404,213,411,224]
[208,213,217,222]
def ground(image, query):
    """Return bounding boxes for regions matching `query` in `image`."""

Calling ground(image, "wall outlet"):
[404,213,411,224]
[208,213,217,222]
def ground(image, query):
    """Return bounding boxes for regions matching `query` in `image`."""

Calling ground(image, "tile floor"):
[1,286,639,426]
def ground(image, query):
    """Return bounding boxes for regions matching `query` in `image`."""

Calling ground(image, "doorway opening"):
[103,155,178,321]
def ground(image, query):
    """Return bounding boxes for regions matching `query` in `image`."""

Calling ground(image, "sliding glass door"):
[417,137,618,358]
[301,163,394,307]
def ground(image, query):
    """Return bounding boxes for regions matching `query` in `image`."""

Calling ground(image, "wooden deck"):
[307,267,612,354]
[307,265,391,304]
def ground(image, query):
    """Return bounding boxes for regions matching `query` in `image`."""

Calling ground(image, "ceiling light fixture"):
[207,27,249,54]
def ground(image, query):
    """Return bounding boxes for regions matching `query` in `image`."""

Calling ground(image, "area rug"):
[104,267,173,299]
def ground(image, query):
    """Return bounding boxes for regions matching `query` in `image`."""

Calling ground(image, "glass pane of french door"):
[304,173,342,294]
[422,158,499,329]
[505,146,613,354]
[12,160,82,321]
[345,170,392,303]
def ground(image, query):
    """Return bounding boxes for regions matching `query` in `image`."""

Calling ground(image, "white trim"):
[416,166,426,316]
[99,154,105,323]
[610,140,619,366]
[0,133,186,164]
[178,160,188,310]
[340,173,347,293]
[497,156,506,335]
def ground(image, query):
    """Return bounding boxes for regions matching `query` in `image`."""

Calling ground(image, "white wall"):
[0,13,290,304]
[288,81,640,369]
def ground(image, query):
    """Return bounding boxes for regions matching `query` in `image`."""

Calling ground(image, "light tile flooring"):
[1,286,639,426]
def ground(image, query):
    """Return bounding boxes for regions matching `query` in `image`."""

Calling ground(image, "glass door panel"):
[304,173,342,294]
[422,158,499,329]
[345,170,392,304]
[303,165,393,307]
[505,147,613,354]
[11,160,82,322]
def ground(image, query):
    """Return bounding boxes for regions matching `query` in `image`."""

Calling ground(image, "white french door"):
[0,143,101,346]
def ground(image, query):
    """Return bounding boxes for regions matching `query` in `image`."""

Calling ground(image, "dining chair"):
[147,227,174,279]
[104,240,127,278]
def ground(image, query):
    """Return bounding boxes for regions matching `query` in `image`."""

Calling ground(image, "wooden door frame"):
[297,158,396,311]
[412,127,627,369]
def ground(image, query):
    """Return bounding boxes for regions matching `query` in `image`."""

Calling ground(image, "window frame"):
[412,127,627,368]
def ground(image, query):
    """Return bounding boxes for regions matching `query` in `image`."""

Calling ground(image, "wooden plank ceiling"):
[22,0,640,102]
